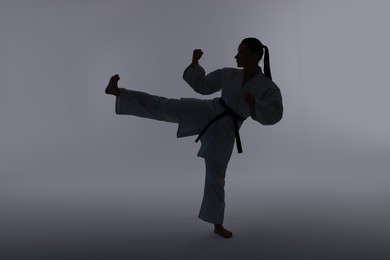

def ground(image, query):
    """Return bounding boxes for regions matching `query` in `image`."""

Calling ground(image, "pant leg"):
[198,159,229,224]
[115,89,181,123]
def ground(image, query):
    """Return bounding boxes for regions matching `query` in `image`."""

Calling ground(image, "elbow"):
[258,109,283,125]
[191,86,214,95]
[273,109,283,124]
[267,104,283,125]
[261,117,281,126]
[269,110,283,125]
[197,90,213,95]
[269,115,283,125]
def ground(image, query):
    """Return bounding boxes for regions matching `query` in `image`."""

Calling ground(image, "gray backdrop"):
[1,1,389,259]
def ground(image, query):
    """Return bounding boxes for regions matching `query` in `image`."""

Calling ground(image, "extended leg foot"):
[105,74,120,96]
[214,224,233,239]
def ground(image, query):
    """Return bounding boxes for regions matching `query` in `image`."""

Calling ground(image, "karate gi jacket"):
[179,64,283,162]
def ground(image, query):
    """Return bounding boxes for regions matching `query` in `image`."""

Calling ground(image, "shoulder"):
[221,67,241,74]
[257,74,280,91]
[209,67,240,74]
[249,74,282,98]
[207,67,242,80]
[213,67,242,79]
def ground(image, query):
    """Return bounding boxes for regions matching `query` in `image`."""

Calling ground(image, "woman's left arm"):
[244,88,283,125]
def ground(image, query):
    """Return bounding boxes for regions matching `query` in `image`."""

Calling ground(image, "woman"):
[105,37,283,238]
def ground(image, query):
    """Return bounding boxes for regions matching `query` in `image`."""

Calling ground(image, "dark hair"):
[242,37,272,80]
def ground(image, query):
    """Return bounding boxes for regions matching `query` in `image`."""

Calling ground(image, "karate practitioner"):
[105,38,283,239]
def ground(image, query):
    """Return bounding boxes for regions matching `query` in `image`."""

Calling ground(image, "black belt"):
[195,98,246,153]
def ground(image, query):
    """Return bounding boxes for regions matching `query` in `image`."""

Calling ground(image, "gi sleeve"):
[250,87,283,125]
[183,64,223,95]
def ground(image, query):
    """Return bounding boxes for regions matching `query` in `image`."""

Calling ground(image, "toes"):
[109,74,120,83]
[214,227,233,239]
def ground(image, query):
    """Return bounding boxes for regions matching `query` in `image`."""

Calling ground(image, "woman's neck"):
[244,65,261,79]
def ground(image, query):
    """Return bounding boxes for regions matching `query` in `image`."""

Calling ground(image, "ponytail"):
[263,45,272,80]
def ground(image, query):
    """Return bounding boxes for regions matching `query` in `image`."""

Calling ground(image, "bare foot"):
[105,74,120,96]
[214,224,233,239]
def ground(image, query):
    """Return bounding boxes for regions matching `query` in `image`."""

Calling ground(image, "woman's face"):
[235,43,257,68]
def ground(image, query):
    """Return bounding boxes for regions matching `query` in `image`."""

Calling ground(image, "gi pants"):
[115,89,228,224]
[199,159,228,224]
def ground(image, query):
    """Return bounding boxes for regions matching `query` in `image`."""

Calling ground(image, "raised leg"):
[115,89,181,123]
[105,75,182,123]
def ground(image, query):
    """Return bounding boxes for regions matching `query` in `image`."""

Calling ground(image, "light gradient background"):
[1,0,389,259]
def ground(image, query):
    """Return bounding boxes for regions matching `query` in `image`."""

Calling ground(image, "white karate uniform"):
[115,64,283,224]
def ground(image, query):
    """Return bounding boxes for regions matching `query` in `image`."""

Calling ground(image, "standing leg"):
[199,159,233,238]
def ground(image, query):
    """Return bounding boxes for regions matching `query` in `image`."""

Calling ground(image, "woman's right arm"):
[183,49,222,95]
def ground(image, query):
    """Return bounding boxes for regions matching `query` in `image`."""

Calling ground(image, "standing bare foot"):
[214,224,233,239]
[105,74,120,96]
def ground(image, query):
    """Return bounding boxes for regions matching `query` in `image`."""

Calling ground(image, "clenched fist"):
[192,49,203,65]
